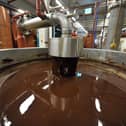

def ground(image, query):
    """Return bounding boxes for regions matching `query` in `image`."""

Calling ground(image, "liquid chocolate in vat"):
[0,60,126,126]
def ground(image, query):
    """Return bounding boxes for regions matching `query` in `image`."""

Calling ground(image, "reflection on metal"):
[49,37,83,57]
[20,17,53,30]
[95,98,101,112]
[73,21,88,37]
[48,12,72,37]
[19,94,35,115]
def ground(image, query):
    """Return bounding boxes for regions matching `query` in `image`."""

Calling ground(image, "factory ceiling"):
[8,0,108,32]
[4,0,124,33]
[9,0,106,13]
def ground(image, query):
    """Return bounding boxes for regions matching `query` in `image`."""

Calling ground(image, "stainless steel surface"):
[48,13,72,37]
[20,17,53,30]
[43,0,51,12]
[1,48,126,69]
[0,48,48,69]
[80,48,126,69]
[49,37,83,57]
[20,13,72,37]
[19,12,75,58]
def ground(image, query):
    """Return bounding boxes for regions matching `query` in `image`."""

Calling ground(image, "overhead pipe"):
[36,0,48,19]
[13,11,30,19]
[19,12,83,57]
[49,13,72,37]
[36,0,43,18]
[44,0,66,12]
[43,0,50,12]
[19,0,83,58]
[41,0,48,13]
[20,12,72,37]
[20,17,52,30]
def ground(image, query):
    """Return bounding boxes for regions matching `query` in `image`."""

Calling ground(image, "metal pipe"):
[13,12,30,19]
[49,13,72,37]
[19,13,83,58]
[41,0,48,13]
[20,12,72,37]
[43,0,49,11]
[36,0,42,17]
[36,0,47,19]
[19,17,53,30]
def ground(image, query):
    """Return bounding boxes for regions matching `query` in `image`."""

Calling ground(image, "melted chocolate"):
[0,60,126,126]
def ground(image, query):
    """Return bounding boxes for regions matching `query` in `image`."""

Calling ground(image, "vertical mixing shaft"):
[18,8,83,77]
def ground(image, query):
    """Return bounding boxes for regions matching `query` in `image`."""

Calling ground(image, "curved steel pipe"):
[20,12,72,37]
[19,17,52,30]
[49,13,72,37]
